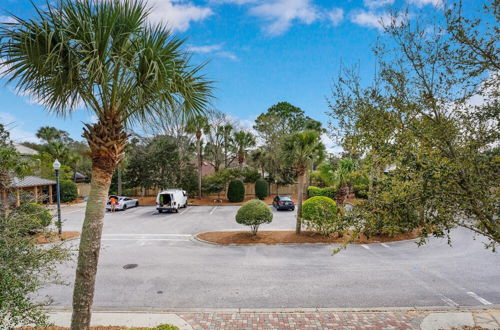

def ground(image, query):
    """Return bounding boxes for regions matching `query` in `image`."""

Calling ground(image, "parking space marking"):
[103,234,192,237]
[438,294,459,307]
[361,244,370,250]
[466,292,492,305]
[381,243,390,248]
[180,207,191,215]
[210,206,218,215]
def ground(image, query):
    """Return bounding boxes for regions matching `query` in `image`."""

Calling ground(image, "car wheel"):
[123,204,127,210]
[175,208,179,213]
[135,201,139,207]
[158,209,163,213]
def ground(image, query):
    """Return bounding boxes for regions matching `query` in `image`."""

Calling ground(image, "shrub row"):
[307,186,336,199]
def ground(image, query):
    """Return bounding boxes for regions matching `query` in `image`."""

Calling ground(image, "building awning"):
[11,176,56,188]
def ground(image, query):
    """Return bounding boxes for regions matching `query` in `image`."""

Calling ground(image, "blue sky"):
[0,0,467,149]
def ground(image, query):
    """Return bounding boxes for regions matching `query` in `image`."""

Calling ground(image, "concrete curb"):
[45,305,500,314]
[192,231,422,247]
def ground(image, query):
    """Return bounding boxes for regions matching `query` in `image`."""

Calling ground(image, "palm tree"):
[282,130,322,234]
[334,158,358,203]
[0,1,212,328]
[186,115,210,199]
[36,126,61,144]
[233,131,256,170]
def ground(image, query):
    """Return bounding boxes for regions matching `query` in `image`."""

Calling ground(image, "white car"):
[106,196,139,211]
[156,189,188,213]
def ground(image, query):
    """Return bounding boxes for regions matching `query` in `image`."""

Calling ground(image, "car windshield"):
[280,196,292,201]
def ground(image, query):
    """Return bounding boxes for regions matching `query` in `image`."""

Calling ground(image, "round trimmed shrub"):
[236,199,273,235]
[227,179,245,202]
[254,179,268,200]
[302,196,342,237]
[60,180,78,202]
[307,186,336,199]
[17,203,52,234]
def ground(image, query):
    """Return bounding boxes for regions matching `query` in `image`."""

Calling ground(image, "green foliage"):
[0,205,69,328]
[327,3,500,249]
[241,167,261,183]
[302,196,342,237]
[307,186,337,199]
[236,199,273,235]
[227,179,245,202]
[125,136,198,195]
[60,180,78,202]
[16,203,52,233]
[255,179,268,200]
[349,170,369,199]
[135,324,179,330]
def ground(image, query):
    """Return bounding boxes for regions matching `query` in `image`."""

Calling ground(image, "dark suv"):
[272,195,295,211]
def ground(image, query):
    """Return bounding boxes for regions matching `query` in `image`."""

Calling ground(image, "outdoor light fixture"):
[53,159,62,235]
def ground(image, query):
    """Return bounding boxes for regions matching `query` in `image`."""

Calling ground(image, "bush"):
[302,196,343,237]
[16,203,52,234]
[254,179,268,200]
[353,184,368,199]
[236,199,273,235]
[307,186,336,199]
[60,180,78,202]
[242,168,261,183]
[227,179,245,202]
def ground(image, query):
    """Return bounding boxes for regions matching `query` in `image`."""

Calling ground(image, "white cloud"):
[189,43,239,61]
[143,0,213,32]
[248,0,319,36]
[363,0,395,8]
[0,15,16,24]
[0,112,38,143]
[327,8,344,27]
[407,0,443,8]
[321,133,342,154]
[350,10,407,31]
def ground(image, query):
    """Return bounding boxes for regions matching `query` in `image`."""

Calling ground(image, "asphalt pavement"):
[39,204,500,310]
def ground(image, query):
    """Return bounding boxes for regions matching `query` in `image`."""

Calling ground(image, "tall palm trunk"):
[296,172,305,234]
[117,167,122,196]
[197,135,202,199]
[71,117,126,329]
[71,166,113,328]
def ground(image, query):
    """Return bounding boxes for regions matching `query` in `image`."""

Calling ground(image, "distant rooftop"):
[11,176,55,188]
[13,143,38,156]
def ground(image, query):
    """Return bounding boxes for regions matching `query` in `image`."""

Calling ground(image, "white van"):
[156,189,188,213]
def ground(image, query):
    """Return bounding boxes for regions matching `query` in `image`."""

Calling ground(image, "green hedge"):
[302,196,343,237]
[236,199,273,235]
[254,179,268,200]
[307,186,337,199]
[227,179,245,202]
[60,180,78,202]
[16,203,52,234]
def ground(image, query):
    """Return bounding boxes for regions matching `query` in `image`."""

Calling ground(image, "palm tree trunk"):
[117,167,122,196]
[71,165,114,329]
[296,173,305,234]
[197,137,202,199]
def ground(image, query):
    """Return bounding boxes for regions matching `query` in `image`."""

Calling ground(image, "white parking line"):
[102,238,190,241]
[381,243,390,248]
[180,207,191,215]
[361,244,370,250]
[439,294,459,307]
[210,206,218,215]
[466,291,492,305]
[103,234,192,237]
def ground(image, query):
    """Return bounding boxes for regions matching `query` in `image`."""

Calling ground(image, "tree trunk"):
[197,137,202,199]
[117,167,122,196]
[296,173,305,235]
[71,166,114,329]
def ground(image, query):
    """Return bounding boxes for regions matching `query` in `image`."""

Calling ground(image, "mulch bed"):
[34,231,80,244]
[197,230,420,245]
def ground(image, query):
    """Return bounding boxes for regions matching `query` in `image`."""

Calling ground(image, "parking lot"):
[40,204,500,310]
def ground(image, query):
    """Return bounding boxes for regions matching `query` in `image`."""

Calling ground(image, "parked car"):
[272,195,295,211]
[106,196,139,211]
[156,189,188,213]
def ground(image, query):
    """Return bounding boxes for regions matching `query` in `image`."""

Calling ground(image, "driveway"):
[40,205,500,310]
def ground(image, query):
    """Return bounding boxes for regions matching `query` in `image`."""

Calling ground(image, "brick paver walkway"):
[179,311,426,330]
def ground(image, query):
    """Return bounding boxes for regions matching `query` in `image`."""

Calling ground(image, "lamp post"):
[53,159,62,235]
